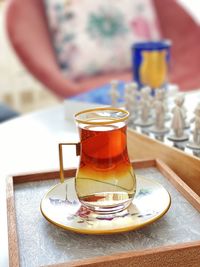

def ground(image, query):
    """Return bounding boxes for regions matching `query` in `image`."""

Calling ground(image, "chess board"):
[126,90,200,158]
[72,82,200,158]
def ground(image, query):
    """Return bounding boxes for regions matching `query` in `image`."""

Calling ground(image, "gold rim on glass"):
[74,107,129,125]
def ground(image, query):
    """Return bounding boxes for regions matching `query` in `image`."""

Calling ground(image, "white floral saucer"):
[40,176,171,234]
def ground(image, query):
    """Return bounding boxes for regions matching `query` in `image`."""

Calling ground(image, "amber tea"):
[75,108,136,213]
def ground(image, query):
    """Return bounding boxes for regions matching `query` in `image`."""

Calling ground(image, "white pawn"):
[124,82,138,126]
[156,87,170,121]
[109,80,120,107]
[151,89,169,133]
[124,82,138,97]
[140,86,152,122]
[168,94,189,142]
[124,82,138,111]
[187,103,200,150]
[193,105,200,146]
[135,86,153,127]
[129,82,139,117]
[124,84,131,111]
[179,93,189,128]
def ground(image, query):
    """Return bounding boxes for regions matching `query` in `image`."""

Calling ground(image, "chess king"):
[140,50,167,89]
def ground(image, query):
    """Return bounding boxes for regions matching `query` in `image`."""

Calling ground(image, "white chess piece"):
[140,86,152,123]
[168,94,188,141]
[124,84,132,125]
[124,82,139,126]
[178,93,189,128]
[153,90,167,130]
[124,82,138,110]
[124,84,132,112]
[110,80,119,107]
[156,87,170,120]
[193,105,200,146]
[187,103,200,149]
[129,82,139,118]
[135,86,153,127]
[150,89,169,140]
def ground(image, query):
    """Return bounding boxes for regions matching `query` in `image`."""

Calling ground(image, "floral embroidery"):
[87,8,128,39]
[45,0,160,78]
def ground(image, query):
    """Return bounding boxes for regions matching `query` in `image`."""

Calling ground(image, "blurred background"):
[0,0,60,114]
[0,0,200,115]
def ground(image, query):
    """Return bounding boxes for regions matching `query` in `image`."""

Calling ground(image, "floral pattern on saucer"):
[40,177,170,234]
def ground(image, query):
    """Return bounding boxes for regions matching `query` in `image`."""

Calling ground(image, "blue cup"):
[132,40,171,91]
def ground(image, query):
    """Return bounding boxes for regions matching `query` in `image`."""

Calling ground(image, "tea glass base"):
[41,176,171,234]
[80,198,133,214]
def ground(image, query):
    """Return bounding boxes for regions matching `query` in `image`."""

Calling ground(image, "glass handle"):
[58,142,80,183]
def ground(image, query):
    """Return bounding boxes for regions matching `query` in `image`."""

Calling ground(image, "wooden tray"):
[6,159,200,267]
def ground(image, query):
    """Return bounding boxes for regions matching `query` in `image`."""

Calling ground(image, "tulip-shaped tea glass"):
[59,107,136,213]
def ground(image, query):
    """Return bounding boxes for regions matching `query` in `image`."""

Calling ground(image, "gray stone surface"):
[14,167,200,267]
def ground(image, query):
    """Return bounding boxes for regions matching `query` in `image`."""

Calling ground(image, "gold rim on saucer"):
[40,176,171,235]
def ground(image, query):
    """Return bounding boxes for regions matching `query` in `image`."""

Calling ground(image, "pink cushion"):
[45,0,161,79]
